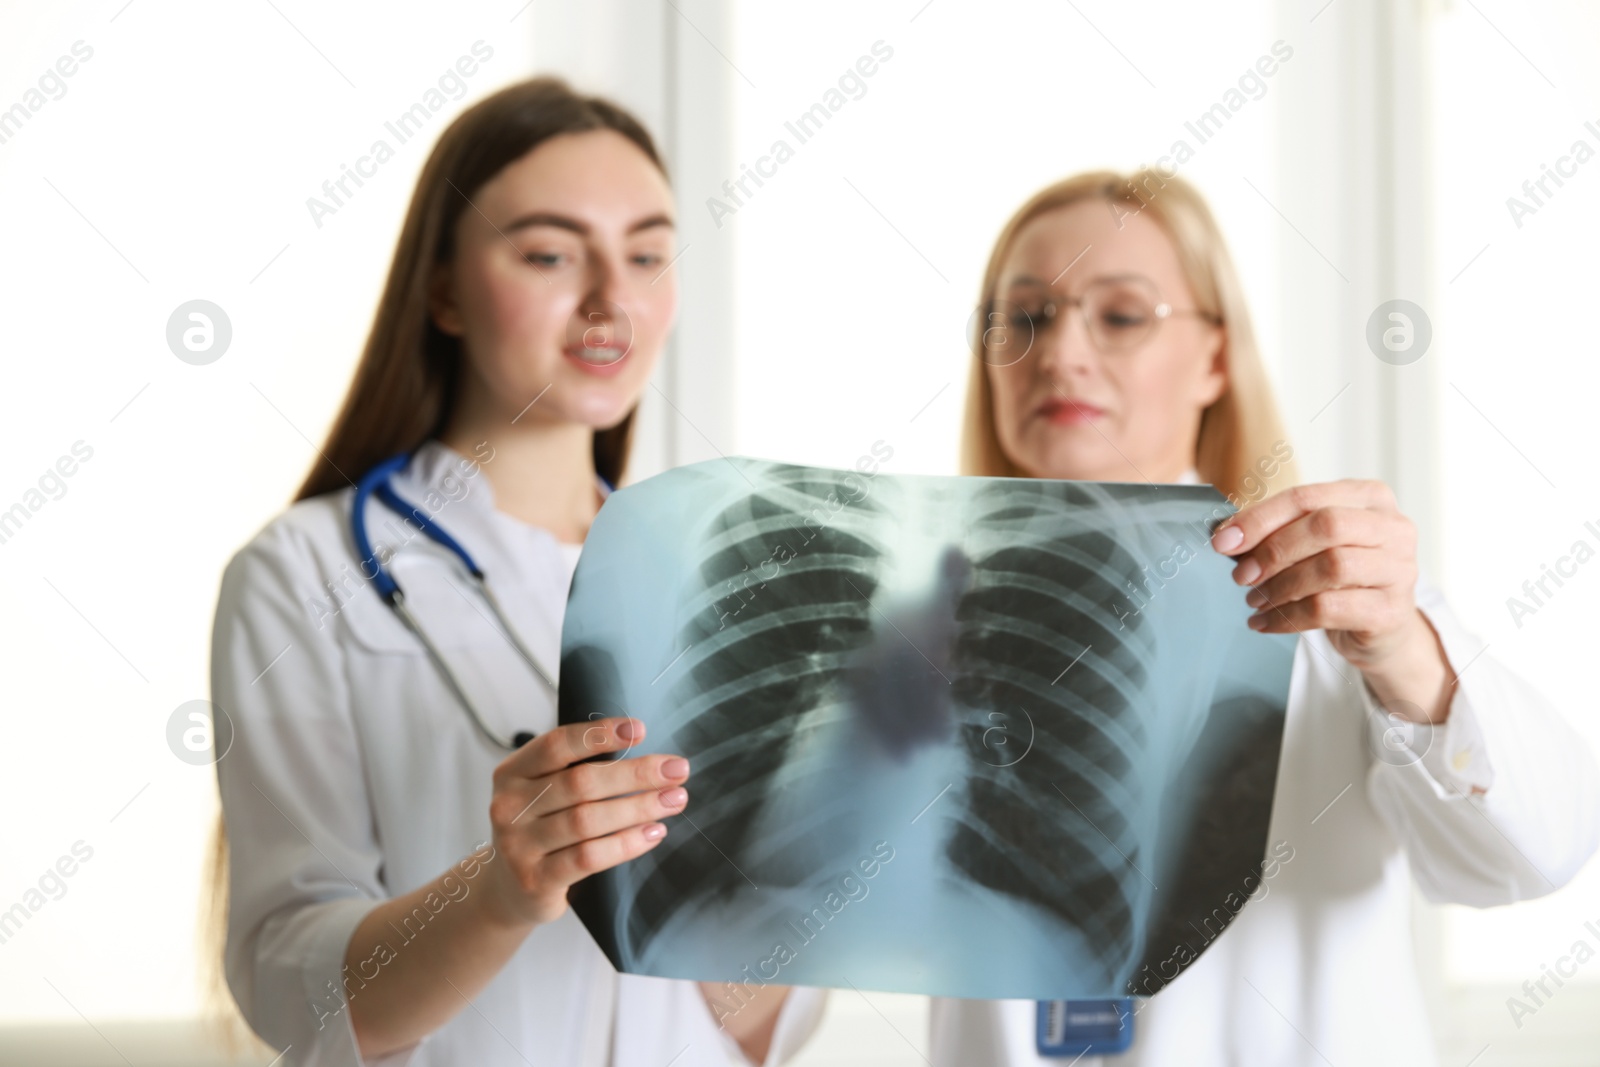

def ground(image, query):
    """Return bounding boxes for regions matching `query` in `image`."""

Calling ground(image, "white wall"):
[0,0,539,1027]
[1429,3,1600,1062]
[727,1,1285,482]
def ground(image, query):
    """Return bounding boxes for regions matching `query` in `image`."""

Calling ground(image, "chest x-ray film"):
[558,457,1296,1001]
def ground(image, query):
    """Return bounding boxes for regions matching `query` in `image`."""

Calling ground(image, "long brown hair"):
[961,168,1298,503]
[202,76,668,1040]
[295,75,666,502]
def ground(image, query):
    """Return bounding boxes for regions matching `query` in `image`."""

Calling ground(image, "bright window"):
[1432,0,1600,1005]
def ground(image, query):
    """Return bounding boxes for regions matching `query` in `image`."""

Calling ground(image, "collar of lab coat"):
[402,438,613,513]
[400,438,497,514]
[377,439,577,606]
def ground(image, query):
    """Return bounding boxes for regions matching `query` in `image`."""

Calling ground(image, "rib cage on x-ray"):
[945,479,1161,987]
[615,464,895,961]
[558,458,1295,1000]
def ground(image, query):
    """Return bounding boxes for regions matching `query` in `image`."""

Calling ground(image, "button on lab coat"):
[929,474,1600,1066]
[211,440,828,1066]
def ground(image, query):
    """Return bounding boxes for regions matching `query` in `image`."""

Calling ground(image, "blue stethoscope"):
[350,450,611,751]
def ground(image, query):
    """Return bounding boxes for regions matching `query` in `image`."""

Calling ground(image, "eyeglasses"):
[975,275,1221,366]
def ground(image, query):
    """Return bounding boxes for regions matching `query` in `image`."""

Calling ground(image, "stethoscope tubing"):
[349,449,605,750]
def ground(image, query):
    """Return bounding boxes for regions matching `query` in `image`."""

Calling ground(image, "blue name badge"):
[1036,998,1134,1057]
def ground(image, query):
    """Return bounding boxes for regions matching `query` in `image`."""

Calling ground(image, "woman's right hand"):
[483,716,689,928]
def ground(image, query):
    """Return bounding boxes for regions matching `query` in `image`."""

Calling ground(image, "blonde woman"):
[933,170,1599,1065]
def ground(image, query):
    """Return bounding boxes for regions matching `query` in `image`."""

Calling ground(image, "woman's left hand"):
[1209,480,1448,714]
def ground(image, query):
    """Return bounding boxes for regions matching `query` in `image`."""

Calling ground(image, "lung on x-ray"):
[558,457,1296,1002]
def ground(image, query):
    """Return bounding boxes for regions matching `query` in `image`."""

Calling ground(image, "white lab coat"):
[211,439,828,1066]
[214,442,1600,1067]
[928,474,1600,1066]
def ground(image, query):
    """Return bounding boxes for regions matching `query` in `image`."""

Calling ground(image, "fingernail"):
[662,757,690,780]
[659,787,687,807]
[1234,559,1261,585]
[642,823,666,841]
[1247,613,1268,630]
[1213,524,1244,552]
[616,719,641,740]
[1244,588,1266,608]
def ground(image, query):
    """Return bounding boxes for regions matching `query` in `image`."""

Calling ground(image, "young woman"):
[934,170,1600,1065]
[207,78,824,1066]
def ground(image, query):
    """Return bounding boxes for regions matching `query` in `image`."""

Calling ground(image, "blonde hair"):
[960,168,1298,505]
